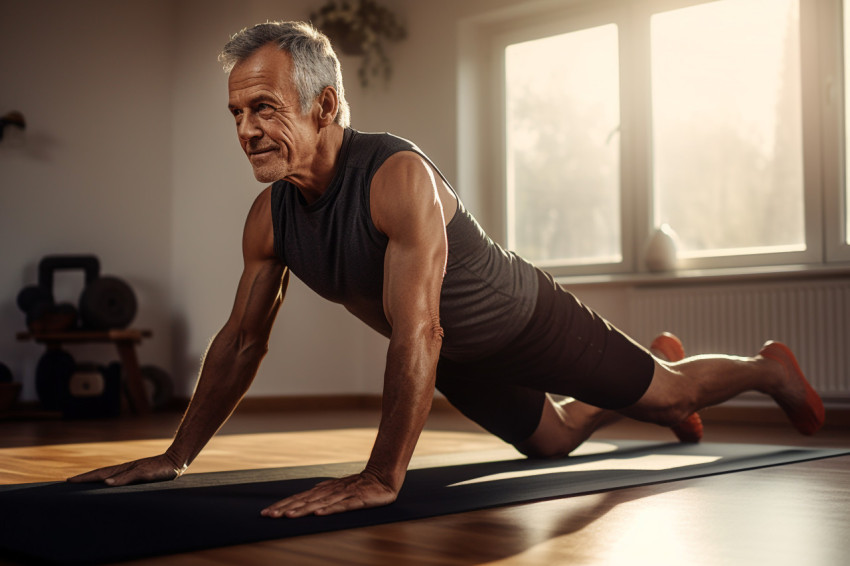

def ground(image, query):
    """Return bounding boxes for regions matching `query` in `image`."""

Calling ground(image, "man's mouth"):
[250,147,277,156]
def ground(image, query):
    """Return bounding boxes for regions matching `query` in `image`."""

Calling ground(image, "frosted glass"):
[651,0,804,257]
[505,24,621,265]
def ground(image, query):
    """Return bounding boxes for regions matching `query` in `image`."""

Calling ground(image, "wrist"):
[164,446,190,473]
[363,461,405,493]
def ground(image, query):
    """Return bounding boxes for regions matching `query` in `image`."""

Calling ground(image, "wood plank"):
[0,429,510,484]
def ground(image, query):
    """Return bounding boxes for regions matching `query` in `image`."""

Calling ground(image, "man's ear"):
[316,86,339,128]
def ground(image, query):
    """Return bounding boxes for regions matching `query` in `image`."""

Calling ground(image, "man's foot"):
[650,332,703,443]
[759,341,825,435]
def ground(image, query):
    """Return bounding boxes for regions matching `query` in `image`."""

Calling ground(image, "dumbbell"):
[59,361,172,415]
[64,361,122,419]
[17,283,78,333]
[17,255,137,332]
[35,351,123,416]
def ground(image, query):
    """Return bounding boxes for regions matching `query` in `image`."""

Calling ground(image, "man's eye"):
[257,104,276,118]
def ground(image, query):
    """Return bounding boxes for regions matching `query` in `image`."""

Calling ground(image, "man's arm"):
[68,187,286,485]
[261,151,447,518]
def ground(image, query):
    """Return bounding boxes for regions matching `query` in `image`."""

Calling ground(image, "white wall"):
[3,0,606,404]
[168,0,392,398]
[0,0,176,401]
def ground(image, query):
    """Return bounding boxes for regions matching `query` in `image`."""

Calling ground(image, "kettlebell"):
[17,255,137,332]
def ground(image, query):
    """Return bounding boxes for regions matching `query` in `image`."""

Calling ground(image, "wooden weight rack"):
[16,329,152,415]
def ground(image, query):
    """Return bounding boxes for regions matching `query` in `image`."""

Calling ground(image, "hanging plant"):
[311,0,407,87]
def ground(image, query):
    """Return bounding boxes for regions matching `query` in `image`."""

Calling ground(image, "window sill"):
[556,263,850,289]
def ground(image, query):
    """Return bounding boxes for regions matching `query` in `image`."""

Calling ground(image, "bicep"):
[373,155,447,337]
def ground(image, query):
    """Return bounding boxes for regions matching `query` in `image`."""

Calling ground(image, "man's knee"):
[512,399,573,458]
[514,436,572,459]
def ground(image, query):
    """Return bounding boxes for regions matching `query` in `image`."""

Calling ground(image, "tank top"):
[270,128,538,361]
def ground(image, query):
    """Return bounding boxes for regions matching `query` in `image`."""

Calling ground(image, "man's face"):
[227,44,315,183]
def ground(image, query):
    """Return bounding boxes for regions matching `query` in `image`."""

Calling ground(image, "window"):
[472,0,848,275]
[505,25,621,266]
[651,0,804,258]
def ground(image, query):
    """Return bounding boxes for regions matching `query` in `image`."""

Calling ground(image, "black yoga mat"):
[1,440,846,565]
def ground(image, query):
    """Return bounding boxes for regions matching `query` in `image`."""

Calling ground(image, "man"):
[70,22,825,519]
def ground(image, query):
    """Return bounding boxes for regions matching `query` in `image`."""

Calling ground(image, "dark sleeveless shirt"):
[270,128,538,362]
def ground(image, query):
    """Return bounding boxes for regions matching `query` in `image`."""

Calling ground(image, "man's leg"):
[514,395,618,458]
[653,333,703,443]
[620,341,825,436]
[517,332,698,458]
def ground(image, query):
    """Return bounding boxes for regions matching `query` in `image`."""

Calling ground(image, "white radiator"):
[628,278,850,400]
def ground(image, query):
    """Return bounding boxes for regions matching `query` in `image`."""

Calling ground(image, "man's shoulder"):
[247,186,274,228]
[347,129,421,162]
[243,186,278,262]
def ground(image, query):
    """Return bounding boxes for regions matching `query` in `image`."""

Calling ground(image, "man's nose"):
[237,113,262,141]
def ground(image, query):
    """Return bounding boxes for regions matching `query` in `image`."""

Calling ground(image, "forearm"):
[167,329,266,469]
[366,331,440,490]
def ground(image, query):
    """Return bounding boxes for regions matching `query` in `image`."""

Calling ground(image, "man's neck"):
[288,125,345,205]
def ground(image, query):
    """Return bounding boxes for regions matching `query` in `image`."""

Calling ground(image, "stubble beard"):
[253,163,289,183]
[249,151,291,183]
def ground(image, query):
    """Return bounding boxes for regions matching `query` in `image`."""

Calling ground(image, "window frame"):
[465,0,848,277]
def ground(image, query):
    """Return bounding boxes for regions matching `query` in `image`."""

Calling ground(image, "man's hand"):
[261,470,398,518]
[66,453,185,487]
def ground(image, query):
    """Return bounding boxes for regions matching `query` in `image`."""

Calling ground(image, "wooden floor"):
[1,404,849,565]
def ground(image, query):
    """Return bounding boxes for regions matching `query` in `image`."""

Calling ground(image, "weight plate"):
[79,276,137,330]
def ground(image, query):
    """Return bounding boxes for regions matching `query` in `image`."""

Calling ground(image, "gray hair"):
[219,21,350,128]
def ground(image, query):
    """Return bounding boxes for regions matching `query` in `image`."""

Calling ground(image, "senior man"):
[70,22,824,519]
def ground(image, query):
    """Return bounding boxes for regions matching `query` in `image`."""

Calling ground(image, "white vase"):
[645,224,679,272]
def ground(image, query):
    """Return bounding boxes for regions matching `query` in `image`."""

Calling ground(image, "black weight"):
[20,255,101,333]
[27,302,79,333]
[0,362,12,384]
[35,349,75,411]
[68,363,105,398]
[16,285,54,314]
[38,255,100,290]
[63,362,121,419]
[79,276,137,330]
[140,365,174,411]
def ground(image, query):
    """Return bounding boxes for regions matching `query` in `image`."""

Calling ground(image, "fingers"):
[262,474,395,519]
[66,456,179,486]
[67,464,125,484]
[262,484,360,518]
[101,466,170,487]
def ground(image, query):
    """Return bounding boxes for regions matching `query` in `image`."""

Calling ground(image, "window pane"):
[651,0,804,257]
[505,24,621,265]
